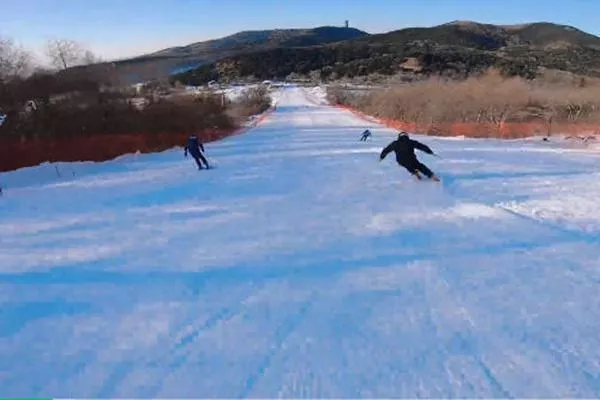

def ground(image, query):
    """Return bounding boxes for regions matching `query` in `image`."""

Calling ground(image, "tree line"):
[0,34,270,148]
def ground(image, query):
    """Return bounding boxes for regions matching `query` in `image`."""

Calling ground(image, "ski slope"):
[2,86,600,397]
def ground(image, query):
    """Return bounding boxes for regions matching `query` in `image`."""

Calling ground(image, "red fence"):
[336,105,600,138]
[0,107,275,172]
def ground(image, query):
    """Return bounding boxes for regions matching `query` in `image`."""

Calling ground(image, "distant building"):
[345,20,349,28]
[132,83,144,95]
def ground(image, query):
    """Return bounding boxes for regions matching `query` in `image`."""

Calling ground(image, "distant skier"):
[184,135,210,170]
[379,132,440,181]
[359,129,372,141]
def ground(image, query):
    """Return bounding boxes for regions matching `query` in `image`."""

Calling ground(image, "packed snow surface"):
[2,86,600,397]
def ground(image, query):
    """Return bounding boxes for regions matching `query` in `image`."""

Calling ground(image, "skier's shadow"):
[445,170,586,182]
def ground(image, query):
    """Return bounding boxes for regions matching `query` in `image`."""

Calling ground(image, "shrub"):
[228,85,272,119]
[0,73,236,141]
[328,68,600,135]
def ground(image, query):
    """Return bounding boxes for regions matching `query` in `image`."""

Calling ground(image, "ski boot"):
[412,172,423,181]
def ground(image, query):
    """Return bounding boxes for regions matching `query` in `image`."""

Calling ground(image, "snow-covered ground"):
[179,84,267,101]
[2,86,600,397]
[304,85,329,105]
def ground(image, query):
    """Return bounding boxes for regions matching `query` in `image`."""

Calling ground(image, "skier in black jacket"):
[379,133,440,181]
[184,135,210,170]
[359,129,372,141]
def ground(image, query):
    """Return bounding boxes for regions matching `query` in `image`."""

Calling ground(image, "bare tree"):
[82,49,102,65]
[45,38,99,70]
[308,69,321,83]
[0,36,32,81]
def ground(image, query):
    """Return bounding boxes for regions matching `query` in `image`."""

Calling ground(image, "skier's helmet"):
[397,131,409,141]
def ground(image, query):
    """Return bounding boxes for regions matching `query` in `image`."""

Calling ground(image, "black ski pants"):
[397,159,434,178]
[191,152,209,169]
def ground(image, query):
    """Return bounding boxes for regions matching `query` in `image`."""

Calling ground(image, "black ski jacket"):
[380,135,433,164]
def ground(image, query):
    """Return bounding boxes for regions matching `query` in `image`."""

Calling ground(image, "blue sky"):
[1,0,599,62]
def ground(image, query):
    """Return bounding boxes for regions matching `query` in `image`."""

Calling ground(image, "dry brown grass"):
[0,92,239,172]
[0,77,274,171]
[0,75,241,171]
[329,69,600,136]
[0,89,235,141]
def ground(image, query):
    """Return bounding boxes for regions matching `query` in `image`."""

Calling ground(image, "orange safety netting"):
[336,105,600,138]
[0,107,274,172]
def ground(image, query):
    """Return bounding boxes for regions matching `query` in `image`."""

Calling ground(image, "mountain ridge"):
[100,26,369,83]
[146,26,369,58]
[171,20,600,85]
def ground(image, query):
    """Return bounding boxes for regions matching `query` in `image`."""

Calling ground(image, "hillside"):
[100,26,368,84]
[3,87,600,397]
[172,20,600,84]
[149,26,368,58]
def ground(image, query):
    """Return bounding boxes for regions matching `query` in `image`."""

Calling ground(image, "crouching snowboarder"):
[184,135,210,170]
[379,132,440,182]
[359,129,372,141]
